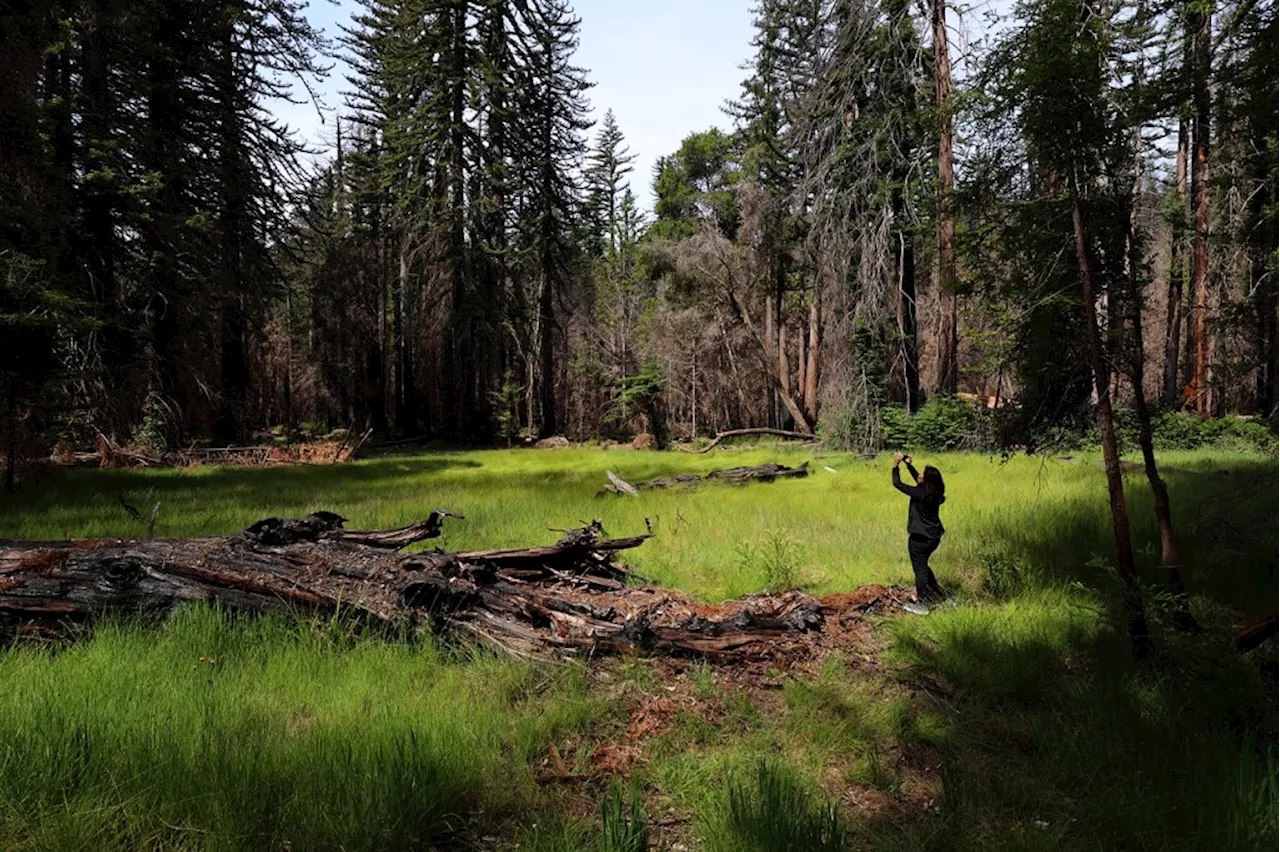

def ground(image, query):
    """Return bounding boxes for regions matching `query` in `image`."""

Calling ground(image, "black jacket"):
[893,462,945,540]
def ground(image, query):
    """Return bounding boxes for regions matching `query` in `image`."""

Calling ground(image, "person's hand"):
[903,455,913,466]
[892,452,904,465]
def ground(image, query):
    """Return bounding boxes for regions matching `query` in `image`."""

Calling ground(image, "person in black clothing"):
[891,453,946,606]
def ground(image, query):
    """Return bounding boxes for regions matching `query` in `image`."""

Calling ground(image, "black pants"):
[908,535,943,602]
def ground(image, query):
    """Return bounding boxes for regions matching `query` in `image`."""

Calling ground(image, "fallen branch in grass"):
[600,462,809,496]
[681,428,816,454]
[0,512,906,660]
[1234,611,1278,653]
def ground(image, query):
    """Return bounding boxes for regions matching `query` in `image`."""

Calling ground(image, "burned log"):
[1,512,906,660]
[705,462,809,483]
[599,463,809,496]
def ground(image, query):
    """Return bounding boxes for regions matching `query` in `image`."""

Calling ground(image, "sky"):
[278,0,758,210]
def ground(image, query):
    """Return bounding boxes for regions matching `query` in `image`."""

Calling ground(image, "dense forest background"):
[2,0,1276,457]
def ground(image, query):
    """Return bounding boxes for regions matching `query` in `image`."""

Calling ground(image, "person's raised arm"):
[891,454,920,496]
[904,459,920,482]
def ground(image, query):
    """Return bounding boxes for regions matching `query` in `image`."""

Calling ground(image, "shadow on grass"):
[867,454,1278,851]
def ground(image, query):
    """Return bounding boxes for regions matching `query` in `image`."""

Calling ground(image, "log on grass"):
[599,463,808,496]
[682,428,815,454]
[0,512,905,660]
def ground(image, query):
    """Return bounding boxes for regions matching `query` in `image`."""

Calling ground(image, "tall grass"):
[3,447,1274,610]
[1,446,1275,849]
[0,607,599,850]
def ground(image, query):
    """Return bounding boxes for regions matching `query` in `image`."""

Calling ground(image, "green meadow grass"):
[2,446,1274,609]
[0,445,1275,850]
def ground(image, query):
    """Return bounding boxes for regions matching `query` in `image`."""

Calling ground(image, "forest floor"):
[0,446,1275,850]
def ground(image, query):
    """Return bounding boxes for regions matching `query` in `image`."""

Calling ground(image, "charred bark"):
[1,512,896,661]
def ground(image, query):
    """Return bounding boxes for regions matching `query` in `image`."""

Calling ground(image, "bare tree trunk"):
[796,314,808,408]
[1163,119,1189,408]
[933,0,958,395]
[1125,134,1196,629]
[804,297,820,424]
[764,294,776,427]
[778,321,792,403]
[1069,171,1151,658]
[897,233,921,412]
[1188,4,1212,418]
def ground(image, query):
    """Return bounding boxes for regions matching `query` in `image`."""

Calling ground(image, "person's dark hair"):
[922,465,946,503]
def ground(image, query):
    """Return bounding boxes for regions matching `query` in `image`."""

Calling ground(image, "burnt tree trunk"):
[1069,171,1151,658]
[1,513,900,661]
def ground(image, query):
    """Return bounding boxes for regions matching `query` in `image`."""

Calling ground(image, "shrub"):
[1152,410,1208,449]
[1150,412,1277,454]
[879,405,909,449]
[907,395,981,450]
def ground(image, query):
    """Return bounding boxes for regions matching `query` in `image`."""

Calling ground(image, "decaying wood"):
[600,462,809,496]
[34,432,373,470]
[0,512,904,660]
[681,428,815,454]
[1234,612,1279,653]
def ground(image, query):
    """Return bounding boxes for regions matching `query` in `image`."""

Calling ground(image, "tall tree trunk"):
[897,232,921,412]
[215,31,249,446]
[1163,118,1189,408]
[804,296,820,424]
[778,320,792,406]
[1069,170,1150,658]
[83,2,124,431]
[538,270,556,436]
[1124,136,1195,628]
[764,293,776,427]
[933,0,958,395]
[796,313,807,405]
[1187,3,1213,418]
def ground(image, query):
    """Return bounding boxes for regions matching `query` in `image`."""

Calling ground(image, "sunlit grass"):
[0,607,600,851]
[0,445,1275,849]
[3,446,1273,609]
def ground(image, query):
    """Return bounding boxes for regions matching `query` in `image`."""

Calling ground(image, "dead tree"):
[0,512,905,661]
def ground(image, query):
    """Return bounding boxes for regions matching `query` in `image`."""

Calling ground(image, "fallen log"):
[681,428,815,454]
[1234,611,1279,653]
[599,463,808,496]
[0,513,905,660]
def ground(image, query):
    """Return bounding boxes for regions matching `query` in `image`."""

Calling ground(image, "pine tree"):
[513,0,592,437]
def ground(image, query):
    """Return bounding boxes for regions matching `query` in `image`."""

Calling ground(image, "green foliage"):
[613,357,667,447]
[648,129,739,239]
[736,528,805,593]
[596,782,651,852]
[493,371,522,447]
[906,395,983,450]
[1150,411,1278,453]
[701,761,847,852]
[978,549,1037,600]
[880,405,910,449]
[130,390,174,454]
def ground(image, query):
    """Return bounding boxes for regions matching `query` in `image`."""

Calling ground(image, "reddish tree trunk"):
[933,0,958,395]
[1188,5,1213,418]
[1069,171,1150,657]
